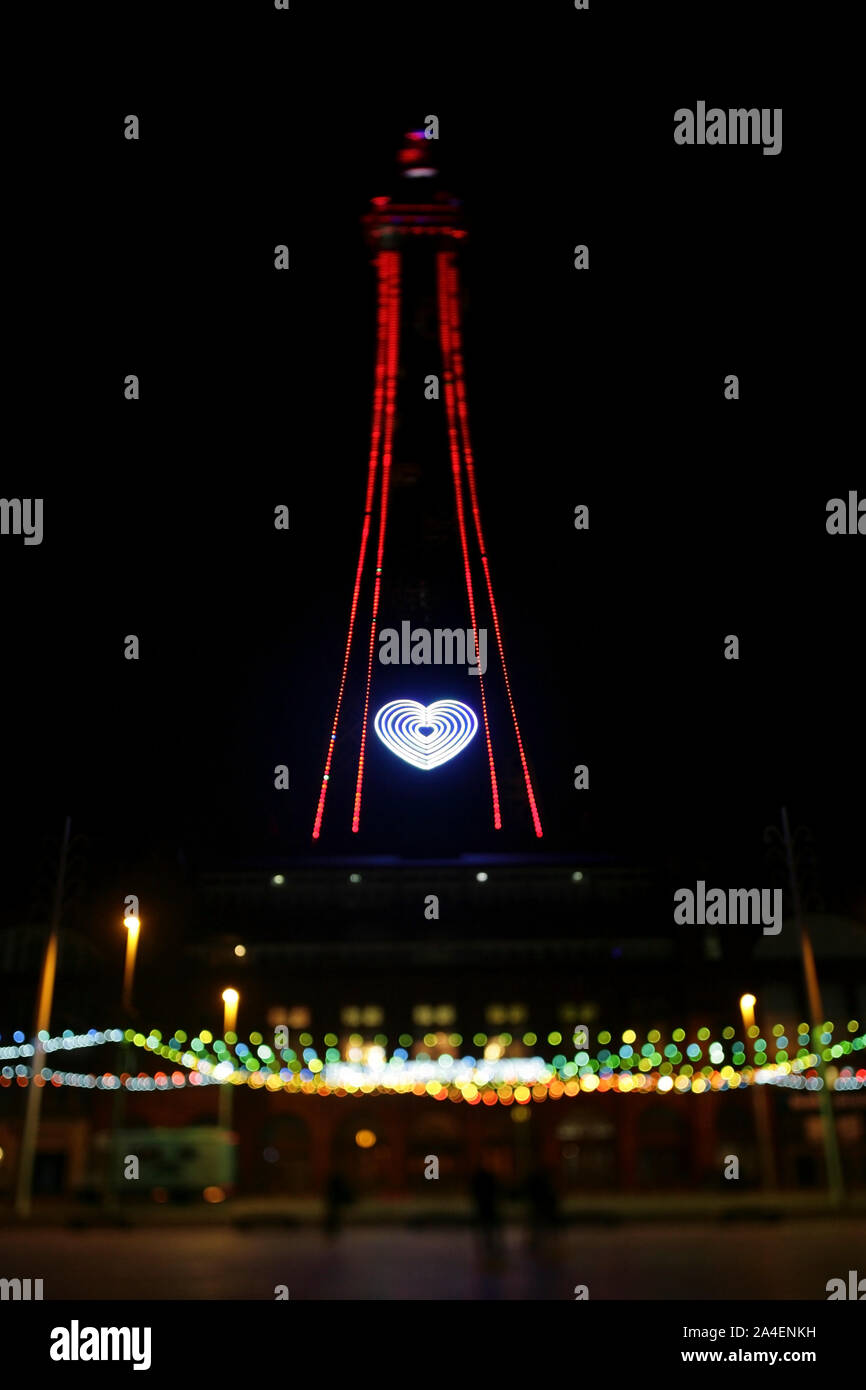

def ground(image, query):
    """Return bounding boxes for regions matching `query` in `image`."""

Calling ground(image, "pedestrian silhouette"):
[323,1169,352,1236]
[471,1165,502,1257]
[525,1165,559,1250]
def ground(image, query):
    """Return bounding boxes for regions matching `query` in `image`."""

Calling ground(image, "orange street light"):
[222,988,239,1036]
[219,989,240,1132]
[738,992,777,1191]
[739,993,756,1030]
[122,915,141,1015]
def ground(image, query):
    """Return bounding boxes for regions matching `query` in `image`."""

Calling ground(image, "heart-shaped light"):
[374,699,478,771]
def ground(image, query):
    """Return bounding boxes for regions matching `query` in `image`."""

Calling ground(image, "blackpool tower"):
[312,129,543,841]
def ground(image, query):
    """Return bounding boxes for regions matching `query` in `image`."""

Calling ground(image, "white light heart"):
[374,699,478,771]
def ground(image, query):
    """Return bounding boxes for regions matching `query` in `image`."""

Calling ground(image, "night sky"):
[3,5,862,932]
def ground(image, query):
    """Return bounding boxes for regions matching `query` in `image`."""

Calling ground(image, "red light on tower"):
[313,133,543,840]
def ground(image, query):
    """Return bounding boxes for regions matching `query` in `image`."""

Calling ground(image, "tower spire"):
[362,130,465,250]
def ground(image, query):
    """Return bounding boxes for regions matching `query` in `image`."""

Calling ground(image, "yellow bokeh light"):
[355,1129,376,1149]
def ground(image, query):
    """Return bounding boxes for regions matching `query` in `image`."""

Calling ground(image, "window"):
[559,1001,599,1023]
[486,1003,527,1026]
[341,1005,383,1028]
[268,1006,310,1029]
[413,1004,456,1027]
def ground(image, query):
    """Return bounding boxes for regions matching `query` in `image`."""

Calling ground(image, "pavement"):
[1,1220,864,1299]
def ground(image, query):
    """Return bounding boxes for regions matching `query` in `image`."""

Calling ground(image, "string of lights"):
[440,250,544,837]
[436,249,501,830]
[352,249,402,834]
[312,251,395,840]
[3,1022,862,1102]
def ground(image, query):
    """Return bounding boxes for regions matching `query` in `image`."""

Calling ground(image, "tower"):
[312,130,542,841]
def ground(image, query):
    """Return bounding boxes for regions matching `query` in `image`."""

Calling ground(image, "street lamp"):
[219,989,239,1131]
[739,994,756,1030]
[104,910,141,1213]
[739,992,776,1191]
[122,915,140,1016]
[14,818,71,1218]
[764,809,845,1205]
[222,988,239,1036]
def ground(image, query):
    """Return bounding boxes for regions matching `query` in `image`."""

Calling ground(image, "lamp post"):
[122,914,140,1016]
[739,993,756,1030]
[762,812,845,1204]
[739,991,776,1191]
[102,910,142,1212]
[780,807,844,1206]
[219,989,239,1131]
[14,817,71,1218]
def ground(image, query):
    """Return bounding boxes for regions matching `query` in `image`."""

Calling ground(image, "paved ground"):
[5,1191,865,1225]
[2,1220,863,1299]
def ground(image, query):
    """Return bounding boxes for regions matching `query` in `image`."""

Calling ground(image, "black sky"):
[3,4,862,929]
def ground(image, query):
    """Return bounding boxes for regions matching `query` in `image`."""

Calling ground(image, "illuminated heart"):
[374,699,478,771]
